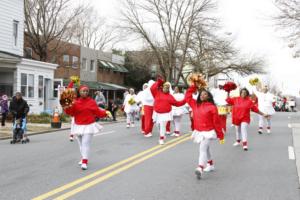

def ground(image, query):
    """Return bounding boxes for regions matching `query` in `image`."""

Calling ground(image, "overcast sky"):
[88,0,299,96]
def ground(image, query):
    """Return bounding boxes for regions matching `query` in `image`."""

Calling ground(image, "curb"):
[0,119,126,140]
[292,126,300,187]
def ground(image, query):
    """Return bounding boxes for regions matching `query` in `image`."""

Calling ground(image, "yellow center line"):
[32,134,191,200]
[54,136,190,200]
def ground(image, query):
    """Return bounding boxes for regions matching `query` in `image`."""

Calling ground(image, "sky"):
[88,0,300,96]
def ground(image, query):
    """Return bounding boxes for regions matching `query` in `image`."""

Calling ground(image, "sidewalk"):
[290,112,300,185]
[0,117,126,140]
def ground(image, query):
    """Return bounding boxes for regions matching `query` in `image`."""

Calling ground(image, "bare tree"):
[184,24,265,86]
[69,7,117,51]
[24,0,86,61]
[119,0,215,84]
[273,0,300,56]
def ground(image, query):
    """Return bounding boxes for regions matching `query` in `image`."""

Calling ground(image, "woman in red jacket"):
[226,88,267,151]
[64,85,109,170]
[151,78,186,145]
[186,84,224,179]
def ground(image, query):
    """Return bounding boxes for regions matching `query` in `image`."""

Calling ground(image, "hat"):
[79,85,89,91]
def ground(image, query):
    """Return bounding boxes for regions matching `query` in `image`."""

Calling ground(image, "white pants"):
[258,115,271,129]
[235,122,248,142]
[76,134,93,160]
[158,121,167,139]
[126,112,135,124]
[198,138,212,167]
[172,116,182,133]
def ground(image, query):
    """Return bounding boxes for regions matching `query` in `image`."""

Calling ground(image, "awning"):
[63,79,127,91]
[98,60,128,73]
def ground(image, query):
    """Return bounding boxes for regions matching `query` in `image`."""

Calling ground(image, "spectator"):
[9,92,30,139]
[108,99,118,121]
[0,94,9,127]
[95,91,106,109]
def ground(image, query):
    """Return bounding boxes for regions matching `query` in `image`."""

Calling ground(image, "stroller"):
[10,117,29,144]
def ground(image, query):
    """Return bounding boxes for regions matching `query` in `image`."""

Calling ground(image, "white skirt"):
[191,130,217,143]
[72,122,103,135]
[260,106,275,115]
[152,111,173,124]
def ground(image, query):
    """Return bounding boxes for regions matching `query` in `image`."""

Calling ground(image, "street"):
[0,113,299,200]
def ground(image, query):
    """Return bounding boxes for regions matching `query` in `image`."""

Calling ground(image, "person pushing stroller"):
[9,92,30,143]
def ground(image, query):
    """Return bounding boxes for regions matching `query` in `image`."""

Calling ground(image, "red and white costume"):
[64,87,107,169]
[150,79,186,144]
[226,96,259,149]
[136,81,155,136]
[186,85,224,173]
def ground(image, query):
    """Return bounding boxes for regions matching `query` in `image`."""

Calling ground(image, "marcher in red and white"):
[151,78,186,145]
[63,85,109,170]
[226,88,268,151]
[186,84,224,179]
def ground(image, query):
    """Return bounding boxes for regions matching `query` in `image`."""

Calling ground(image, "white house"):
[0,0,58,114]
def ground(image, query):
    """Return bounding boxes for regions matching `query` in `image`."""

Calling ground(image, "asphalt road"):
[0,113,299,200]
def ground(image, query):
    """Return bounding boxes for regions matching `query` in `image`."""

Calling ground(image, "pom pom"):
[222,81,237,92]
[128,97,136,105]
[187,73,207,89]
[60,88,77,107]
[249,77,260,86]
[70,76,80,87]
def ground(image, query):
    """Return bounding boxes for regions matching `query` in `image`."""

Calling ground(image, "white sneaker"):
[233,141,241,146]
[159,139,165,145]
[144,133,153,138]
[267,129,271,134]
[195,167,203,179]
[243,145,248,151]
[203,165,215,172]
[258,129,263,134]
[126,124,130,128]
[131,124,135,127]
[78,160,82,165]
[166,132,171,135]
[81,163,88,170]
[69,135,74,142]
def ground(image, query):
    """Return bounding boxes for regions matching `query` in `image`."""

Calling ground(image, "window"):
[28,74,34,98]
[24,47,32,58]
[72,56,79,68]
[82,58,87,70]
[38,76,44,98]
[13,20,18,46]
[21,73,27,97]
[90,60,95,72]
[53,80,62,98]
[63,55,69,66]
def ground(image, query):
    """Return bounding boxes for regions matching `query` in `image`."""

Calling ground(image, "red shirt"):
[185,85,224,140]
[226,96,259,125]
[150,79,186,113]
[64,97,107,125]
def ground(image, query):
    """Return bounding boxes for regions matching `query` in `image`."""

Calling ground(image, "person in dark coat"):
[108,99,118,121]
[9,92,30,139]
[0,94,9,126]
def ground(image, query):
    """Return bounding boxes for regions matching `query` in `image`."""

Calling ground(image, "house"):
[0,0,58,114]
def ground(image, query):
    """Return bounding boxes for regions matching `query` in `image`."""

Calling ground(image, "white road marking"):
[94,131,115,137]
[288,146,295,160]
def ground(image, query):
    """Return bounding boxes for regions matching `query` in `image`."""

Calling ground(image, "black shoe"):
[258,130,263,134]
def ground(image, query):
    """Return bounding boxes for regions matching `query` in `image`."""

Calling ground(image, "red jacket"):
[185,85,224,140]
[226,96,259,125]
[64,97,107,125]
[150,79,186,113]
